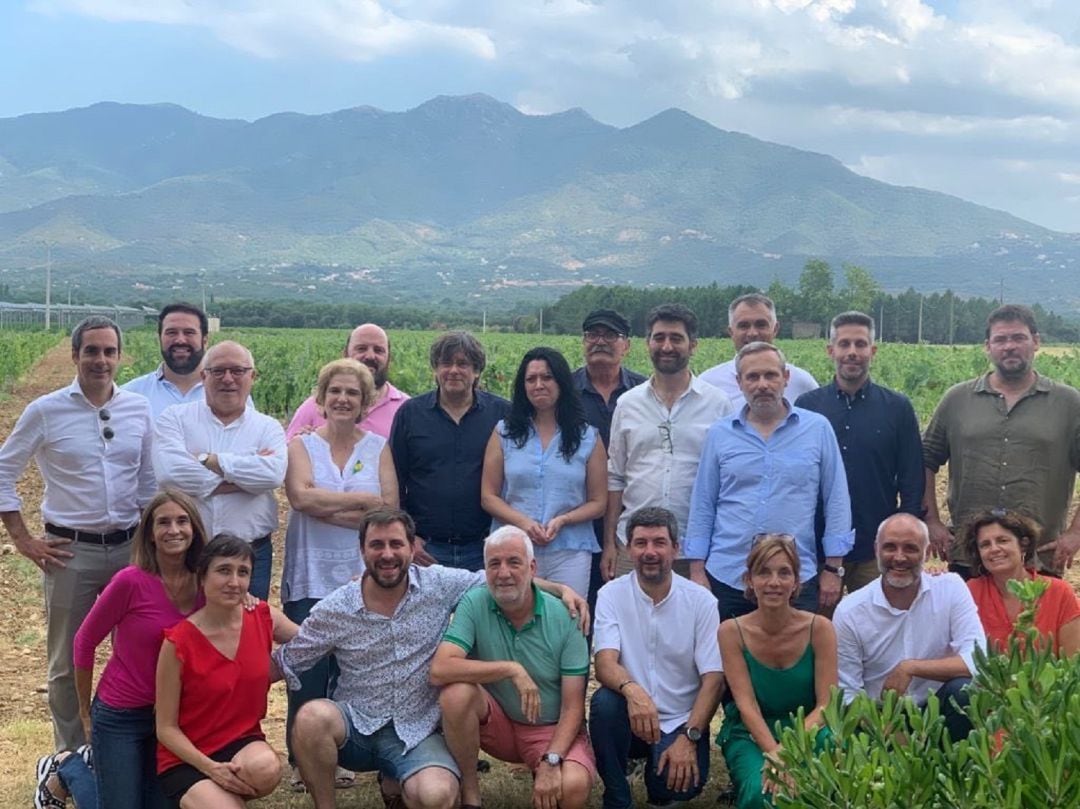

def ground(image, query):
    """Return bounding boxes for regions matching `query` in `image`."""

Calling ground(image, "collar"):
[67,377,118,405]
[973,371,1051,396]
[870,571,930,612]
[381,381,406,401]
[732,399,797,427]
[486,582,545,629]
[830,378,873,401]
[574,365,636,395]
[356,565,420,614]
[429,389,480,412]
[630,570,675,607]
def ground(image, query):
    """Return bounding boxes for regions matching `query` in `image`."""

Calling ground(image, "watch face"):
[544,753,561,766]
[686,727,702,742]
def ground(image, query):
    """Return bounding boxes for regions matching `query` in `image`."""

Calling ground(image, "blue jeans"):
[709,574,820,621]
[91,696,168,809]
[333,709,461,783]
[590,687,710,809]
[283,598,339,765]
[928,677,973,743]
[57,754,97,808]
[423,539,485,572]
[249,536,272,601]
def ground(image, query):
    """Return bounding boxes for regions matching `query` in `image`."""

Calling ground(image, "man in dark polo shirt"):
[923,304,1080,577]
[796,311,924,599]
[389,331,510,571]
[571,309,647,624]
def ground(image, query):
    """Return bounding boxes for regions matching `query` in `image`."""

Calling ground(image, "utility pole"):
[948,293,955,346]
[878,303,885,343]
[917,295,924,344]
[44,243,52,330]
[538,308,543,335]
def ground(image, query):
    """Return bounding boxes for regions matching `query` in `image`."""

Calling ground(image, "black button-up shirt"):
[795,379,924,562]
[572,365,648,449]
[389,389,510,545]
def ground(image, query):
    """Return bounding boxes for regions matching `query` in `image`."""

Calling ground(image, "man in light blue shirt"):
[686,342,853,619]
[122,302,208,418]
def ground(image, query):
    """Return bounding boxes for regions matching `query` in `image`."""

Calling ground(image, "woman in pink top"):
[36,490,209,809]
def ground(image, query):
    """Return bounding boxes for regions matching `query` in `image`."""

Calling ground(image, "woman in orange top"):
[963,509,1080,656]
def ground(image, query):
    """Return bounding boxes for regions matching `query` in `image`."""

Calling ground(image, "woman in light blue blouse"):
[481,346,607,596]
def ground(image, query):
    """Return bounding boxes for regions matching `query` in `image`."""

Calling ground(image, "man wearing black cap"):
[573,309,647,627]
[573,310,647,448]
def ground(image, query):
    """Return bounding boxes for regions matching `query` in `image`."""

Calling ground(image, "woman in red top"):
[155,535,297,808]
[963,509,1080,656]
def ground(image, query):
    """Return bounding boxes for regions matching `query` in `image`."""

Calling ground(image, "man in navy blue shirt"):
[571,309,647,623]
[389,331,510,571]
[796,311,924,595]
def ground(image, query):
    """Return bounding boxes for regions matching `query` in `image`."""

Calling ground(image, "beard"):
[163,344,205,375]
[369,561,408,589]
[363,361,388,388]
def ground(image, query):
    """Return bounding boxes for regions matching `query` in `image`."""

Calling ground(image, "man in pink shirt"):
[285,323,409,440]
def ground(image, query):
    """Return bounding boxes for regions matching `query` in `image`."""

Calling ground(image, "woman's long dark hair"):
[503,347,587,461]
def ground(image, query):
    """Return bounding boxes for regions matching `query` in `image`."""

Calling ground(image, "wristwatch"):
[684,725,702,743]
[197,452,210,466]
[542,752,563,767]
[822,563,845,577]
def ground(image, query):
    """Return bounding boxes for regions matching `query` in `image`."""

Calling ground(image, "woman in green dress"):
[717,534,837,808]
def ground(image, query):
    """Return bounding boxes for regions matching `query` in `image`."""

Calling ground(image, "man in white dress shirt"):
[602,303,732,580]
[833,513,986,742]
[700,292,818,410]
[0,316,155,750]
[591,507,724,809]
[153,340,286,600]
[122,302,209,419]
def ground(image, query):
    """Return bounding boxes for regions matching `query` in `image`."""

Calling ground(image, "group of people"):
[1,293,1077,809]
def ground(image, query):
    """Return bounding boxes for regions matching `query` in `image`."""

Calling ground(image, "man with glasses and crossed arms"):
[153,340,286,599]
[602,304,732,581]
[0,316,155,752]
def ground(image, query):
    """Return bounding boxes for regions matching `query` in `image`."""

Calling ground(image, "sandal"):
[378,771,405,809]
[34,754,65,809]
[289,765,307,793]
[335,765,356,789]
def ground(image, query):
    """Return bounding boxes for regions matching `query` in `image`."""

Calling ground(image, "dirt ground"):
[2,343,1077,807]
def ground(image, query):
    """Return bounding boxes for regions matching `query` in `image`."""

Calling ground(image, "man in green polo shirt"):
[431,526,596,809]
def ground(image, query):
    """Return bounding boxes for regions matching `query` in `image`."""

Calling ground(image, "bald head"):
[204,340,253,368]
[875,513,929,548]
[346,323,391,388]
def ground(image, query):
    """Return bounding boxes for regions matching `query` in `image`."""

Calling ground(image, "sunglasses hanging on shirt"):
[99,408,114,440]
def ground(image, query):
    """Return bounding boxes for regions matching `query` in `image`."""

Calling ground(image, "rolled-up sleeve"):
[948,576,987,677]
[153,408,220,498]
[0,401,43,512]
[217,419,287,492]
[273,597,343,691]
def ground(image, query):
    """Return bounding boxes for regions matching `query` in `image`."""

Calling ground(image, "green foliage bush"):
[773,579,1080,808]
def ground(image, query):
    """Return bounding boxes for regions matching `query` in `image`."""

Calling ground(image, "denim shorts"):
[333,703,461,783]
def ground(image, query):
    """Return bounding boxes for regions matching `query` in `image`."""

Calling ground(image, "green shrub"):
[773,578,1080,808]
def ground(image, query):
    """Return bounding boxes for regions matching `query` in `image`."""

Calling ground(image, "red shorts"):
[478,690,597,783]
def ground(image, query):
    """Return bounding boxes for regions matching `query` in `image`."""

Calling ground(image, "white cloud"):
[31,0,496,61]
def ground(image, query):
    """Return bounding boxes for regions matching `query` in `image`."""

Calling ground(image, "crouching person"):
[591,507,725,809]
[431,526,597,809]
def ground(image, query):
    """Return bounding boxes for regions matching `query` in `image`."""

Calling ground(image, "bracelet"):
[617,679,635,692]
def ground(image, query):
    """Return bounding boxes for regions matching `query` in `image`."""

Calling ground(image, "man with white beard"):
[832,513,986,742]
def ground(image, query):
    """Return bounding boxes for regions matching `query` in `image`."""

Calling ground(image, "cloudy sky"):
[4,1,1080,232]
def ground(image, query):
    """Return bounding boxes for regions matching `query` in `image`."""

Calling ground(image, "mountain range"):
[1,94,1077,311]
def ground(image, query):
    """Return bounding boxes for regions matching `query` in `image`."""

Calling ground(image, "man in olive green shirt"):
[923,304,1080,577]
[431,526,596,809]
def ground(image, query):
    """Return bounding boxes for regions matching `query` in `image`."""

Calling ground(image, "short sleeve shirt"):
[442,584,589,725]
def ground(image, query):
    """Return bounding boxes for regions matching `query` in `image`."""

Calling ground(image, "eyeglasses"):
[658,420,673,454]
[205,366,253,379]
[584,329,626,343]
[99,408,114,441]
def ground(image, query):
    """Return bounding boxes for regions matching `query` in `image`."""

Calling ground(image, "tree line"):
[541,260,1080,343]
[122,260,1078,343]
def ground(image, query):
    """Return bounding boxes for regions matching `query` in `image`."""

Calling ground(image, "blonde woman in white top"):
[282,358,398,789]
